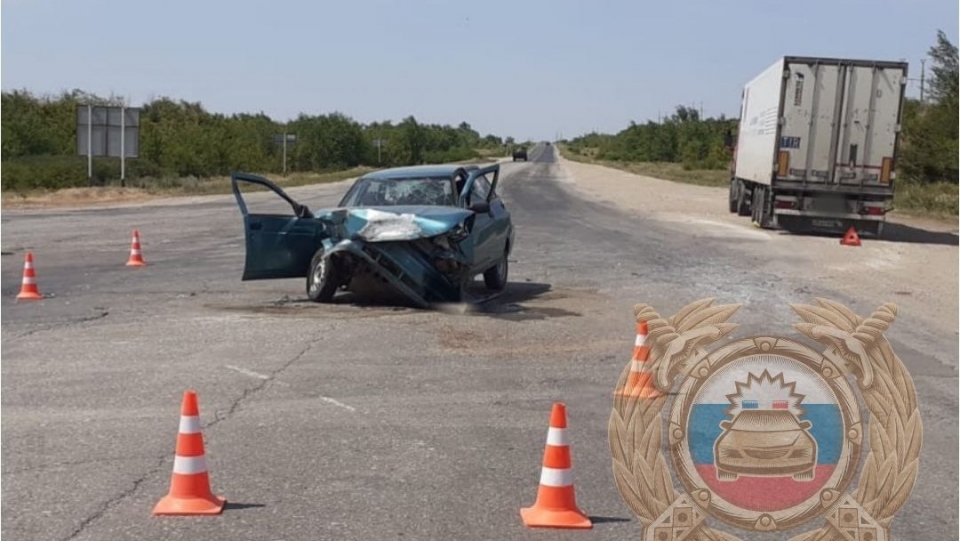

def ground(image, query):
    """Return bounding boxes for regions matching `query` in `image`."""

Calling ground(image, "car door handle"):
[250,222,263,230]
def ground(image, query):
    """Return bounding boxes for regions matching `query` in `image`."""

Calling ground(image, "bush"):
[1,91,513,191]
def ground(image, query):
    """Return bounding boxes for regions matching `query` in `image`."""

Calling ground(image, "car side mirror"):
[719,420,732,430]
[799,420,812,430]
[295,203,312,218]
[469,201,490,214]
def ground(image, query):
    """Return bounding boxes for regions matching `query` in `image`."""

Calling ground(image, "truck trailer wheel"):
[751,185,772,228]
[736,180,751,216]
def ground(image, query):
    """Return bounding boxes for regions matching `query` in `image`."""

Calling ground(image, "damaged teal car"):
[231,164,514,308]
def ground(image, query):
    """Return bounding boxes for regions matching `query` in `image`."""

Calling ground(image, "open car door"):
[458,164,505,270]
[231,172,325,281]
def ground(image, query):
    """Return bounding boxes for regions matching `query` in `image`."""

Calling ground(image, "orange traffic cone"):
[153,390,225,516]
[614,320,663,399]
[126,229,146,267]
[16,252,42,301]
[520,403,592,529]
[840,226,861,247]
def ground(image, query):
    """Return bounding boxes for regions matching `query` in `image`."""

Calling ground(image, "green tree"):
[898,30,959,184]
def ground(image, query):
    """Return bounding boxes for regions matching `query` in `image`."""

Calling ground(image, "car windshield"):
[340,176,458,207]
[730,410,800,431]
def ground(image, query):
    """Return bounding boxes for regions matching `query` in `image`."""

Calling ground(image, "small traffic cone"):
[520,403,592,529]
[840,226,861,247]
[16,252,43,301]
[153,390,225,516]
[614,321,664,399]
[126,229,146,267]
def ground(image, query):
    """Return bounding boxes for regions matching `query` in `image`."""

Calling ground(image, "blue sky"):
[3,0,957,141]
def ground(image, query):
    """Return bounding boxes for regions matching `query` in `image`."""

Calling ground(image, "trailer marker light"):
[880,157,893,185]
[777,151,790,177]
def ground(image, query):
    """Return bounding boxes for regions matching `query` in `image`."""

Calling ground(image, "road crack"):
[7,309,109,342]
[208,336,321,428]
[60,456,167,541]
[55,336,321,539]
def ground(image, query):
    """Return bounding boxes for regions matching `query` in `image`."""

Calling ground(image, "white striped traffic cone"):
[520,402,592,529]
[16,252,42,301]
[126,229,146,267]
[153,390,225,516]
[615,320,663,399]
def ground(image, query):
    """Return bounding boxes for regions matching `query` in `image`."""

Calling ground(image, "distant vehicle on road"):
[727,56,908,238]
[512,147,528,161]
[231,164,514,308]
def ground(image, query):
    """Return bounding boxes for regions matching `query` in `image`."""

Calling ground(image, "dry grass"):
[561,146,729,187]
[1,155,510,210]
[893,180,958,218]
[2,168,371,209]
[561,145,958,218]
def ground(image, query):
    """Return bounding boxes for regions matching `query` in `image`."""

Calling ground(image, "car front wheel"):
[483,251,508,291]
[306,248,339,303]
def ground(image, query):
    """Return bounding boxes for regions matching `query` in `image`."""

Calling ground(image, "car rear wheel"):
[306,248,339,303]
[483,251,509,291]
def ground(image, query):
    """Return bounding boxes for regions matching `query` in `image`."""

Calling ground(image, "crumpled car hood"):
[314,206,475,242]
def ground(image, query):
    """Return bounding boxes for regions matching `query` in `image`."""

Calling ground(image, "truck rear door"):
[778,59,906,189]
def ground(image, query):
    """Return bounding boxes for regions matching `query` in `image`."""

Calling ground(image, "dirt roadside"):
[0,158,514,212]
[554,154,959,342]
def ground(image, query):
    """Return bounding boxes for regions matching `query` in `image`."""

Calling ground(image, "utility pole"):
[282,127,288,177]
[919,59,925,104]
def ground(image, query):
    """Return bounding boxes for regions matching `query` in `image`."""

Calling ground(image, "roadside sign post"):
[274,132,298,176]
[373,138,386,164]
[86,105,93,184]
[76,105,140,187]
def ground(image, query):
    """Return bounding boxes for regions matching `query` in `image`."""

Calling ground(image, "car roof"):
[360,164,478,181]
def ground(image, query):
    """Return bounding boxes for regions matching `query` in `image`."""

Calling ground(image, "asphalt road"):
[3,145,957,541]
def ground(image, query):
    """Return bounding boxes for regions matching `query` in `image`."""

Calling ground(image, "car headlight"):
[449,222,469,242]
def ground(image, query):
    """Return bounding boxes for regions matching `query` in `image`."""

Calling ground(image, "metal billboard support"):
[374,138,386,164]
[87,105,93,184]
[121,107,126,184]
[77,104,140,187]
[274,132,297,177]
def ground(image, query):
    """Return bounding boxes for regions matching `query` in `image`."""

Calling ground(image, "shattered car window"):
[341,177,457,207]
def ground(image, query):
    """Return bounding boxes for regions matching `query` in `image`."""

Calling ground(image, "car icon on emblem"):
[714,409,818,482]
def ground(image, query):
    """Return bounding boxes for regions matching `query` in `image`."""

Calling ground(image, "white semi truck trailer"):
[727,56,909,237]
